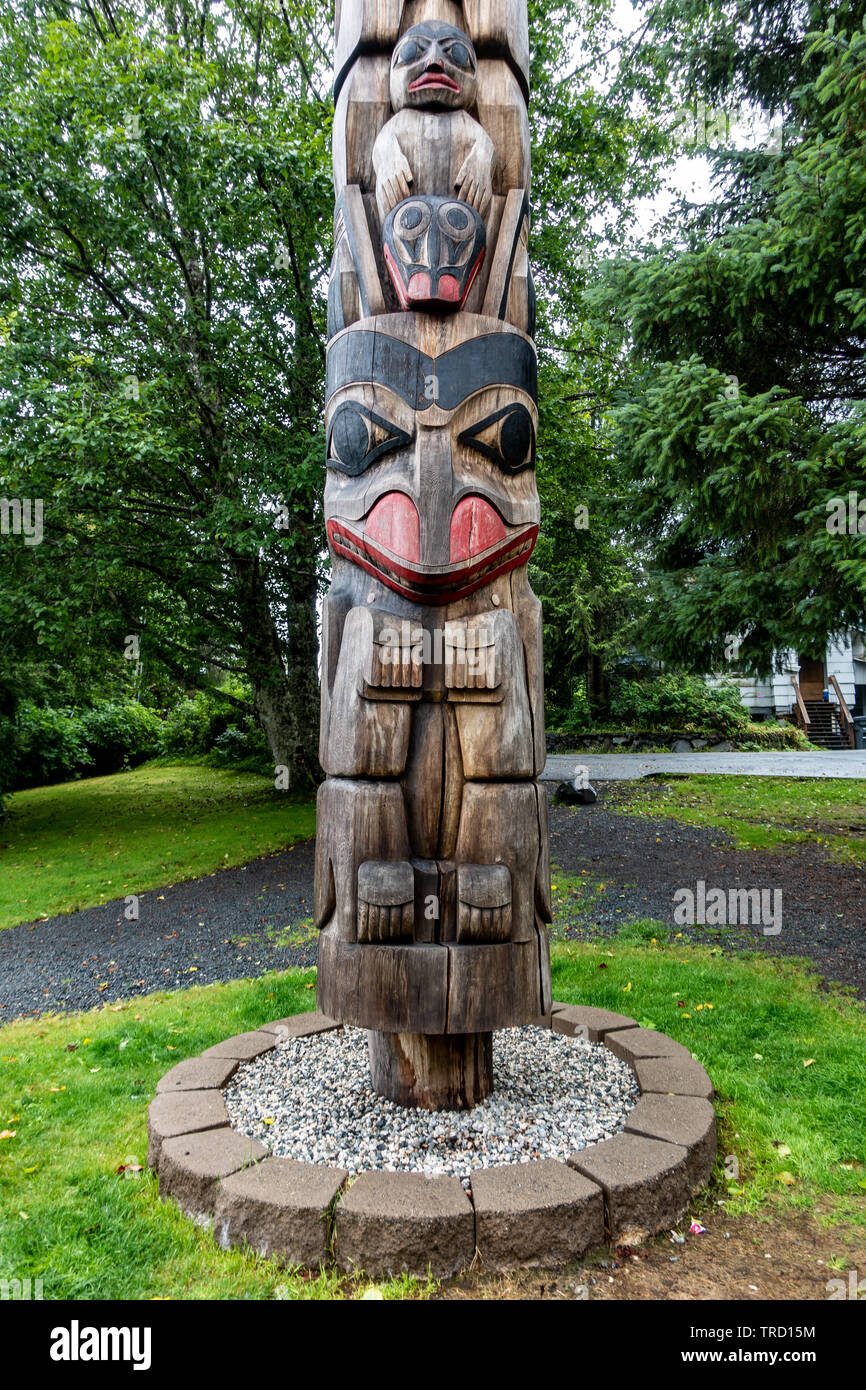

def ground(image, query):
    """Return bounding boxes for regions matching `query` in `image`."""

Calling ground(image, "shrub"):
[157,684,269,767]
[78,702,162,775]
[2,704,88,789]
[609,673,750,735]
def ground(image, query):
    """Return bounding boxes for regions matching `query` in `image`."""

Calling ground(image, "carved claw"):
[357,860,415,942]
[456,863,512,943]
[368,620,425,690]
[444,615,498,690]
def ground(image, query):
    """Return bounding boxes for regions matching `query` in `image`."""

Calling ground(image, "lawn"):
[0,764,316,932]
[616,775,866,861]
[1,944,863,1300]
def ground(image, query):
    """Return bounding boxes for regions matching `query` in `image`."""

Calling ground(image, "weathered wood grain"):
[368,1029,493,1108]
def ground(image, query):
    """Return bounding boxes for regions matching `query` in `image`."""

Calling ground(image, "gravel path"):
[1,781,863,1018]
[0,841,318,1019]
[225,1025,638,1187]
[550,784,866,997]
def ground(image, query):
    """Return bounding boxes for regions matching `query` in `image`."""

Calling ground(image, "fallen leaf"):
[777,1171,796,1185]
[803,1058,816,1068]
[0,1130,17,1140]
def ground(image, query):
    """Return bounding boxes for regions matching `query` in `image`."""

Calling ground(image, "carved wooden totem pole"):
[315,0,551,1109]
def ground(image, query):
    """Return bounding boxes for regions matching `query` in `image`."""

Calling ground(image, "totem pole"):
[315,0,551,1109]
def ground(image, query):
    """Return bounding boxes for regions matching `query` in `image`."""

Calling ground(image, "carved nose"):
[365,492,420,563]
[450,496,506,562]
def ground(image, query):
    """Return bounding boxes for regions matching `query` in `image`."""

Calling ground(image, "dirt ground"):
[435,1196,866,1300]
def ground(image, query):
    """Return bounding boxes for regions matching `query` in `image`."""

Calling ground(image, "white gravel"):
[224,1025,638,1187]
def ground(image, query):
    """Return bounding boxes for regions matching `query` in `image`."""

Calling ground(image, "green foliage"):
[1,699,162,790]
[589,1,866,671]
[2,704,88,789]
[77,702,163,776]
[609,673,750,734]
[159,685,268,767]
[0,0,330,785]
[525,1,670,712]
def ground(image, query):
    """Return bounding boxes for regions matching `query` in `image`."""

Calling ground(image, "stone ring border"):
[147,1006,717,1277]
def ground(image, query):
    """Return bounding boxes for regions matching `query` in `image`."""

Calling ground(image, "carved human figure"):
[372,22,496,219]
[315,311,552,1070]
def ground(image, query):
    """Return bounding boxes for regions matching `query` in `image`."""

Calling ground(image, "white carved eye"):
[437,202,476,265]
[392,200,433,263]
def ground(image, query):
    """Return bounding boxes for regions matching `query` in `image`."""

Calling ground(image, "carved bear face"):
[389,22,478,113]
[324,313,539,604]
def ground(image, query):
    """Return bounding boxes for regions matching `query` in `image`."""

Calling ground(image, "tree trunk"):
[232,553,320,790]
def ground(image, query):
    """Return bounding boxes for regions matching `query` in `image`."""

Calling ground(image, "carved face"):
[325,313,539,604]
[389,22,478,113]
[382,197,485,310]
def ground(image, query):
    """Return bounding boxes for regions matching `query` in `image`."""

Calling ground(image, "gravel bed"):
[224,1024,638,1187]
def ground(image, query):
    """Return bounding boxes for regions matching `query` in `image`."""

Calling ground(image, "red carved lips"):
[408,71,461,93]
[327,493,537,604]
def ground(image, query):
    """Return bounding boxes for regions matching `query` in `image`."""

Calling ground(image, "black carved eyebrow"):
[326,332,537,410]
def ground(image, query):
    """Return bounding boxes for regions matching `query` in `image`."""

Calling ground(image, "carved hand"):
[373,132,414,214]
[455,137,495,217]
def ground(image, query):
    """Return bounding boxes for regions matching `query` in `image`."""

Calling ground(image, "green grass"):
[0,764,316,931]
[552,936,866,1212]
[1,946,863,1299]
[0,969,433,1300]
[617,775,866,861]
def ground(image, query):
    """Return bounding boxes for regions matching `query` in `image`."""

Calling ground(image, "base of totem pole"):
[367,1030,493,1110]
[149,1007,718,1279]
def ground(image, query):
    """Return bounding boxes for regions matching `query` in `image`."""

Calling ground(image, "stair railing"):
[828,674,855,748]
[791,677,811,732]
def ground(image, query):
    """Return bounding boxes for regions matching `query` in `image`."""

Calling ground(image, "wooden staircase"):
[802,700,845,749]
[791,675,856,749]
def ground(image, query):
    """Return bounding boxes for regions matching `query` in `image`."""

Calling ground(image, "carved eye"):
[458,404,535,473]
[444,40,472,69]
[395,37,425,65]
[328,403,411,476]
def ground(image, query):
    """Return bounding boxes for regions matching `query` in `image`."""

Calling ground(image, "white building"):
[708,630,865,745]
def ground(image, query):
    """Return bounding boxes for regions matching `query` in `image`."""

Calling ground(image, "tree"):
[0,0,333,786]
[590,0,866,674]
[527,0,670,717]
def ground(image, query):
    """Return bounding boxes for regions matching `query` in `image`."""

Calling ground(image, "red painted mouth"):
[327,505,537,604]
[409,72,461,93]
